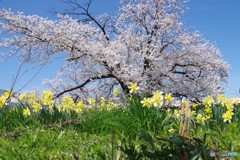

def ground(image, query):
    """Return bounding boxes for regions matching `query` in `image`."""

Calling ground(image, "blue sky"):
[0,0,239,97]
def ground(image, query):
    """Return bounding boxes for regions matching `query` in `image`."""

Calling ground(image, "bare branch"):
[57,0,110,41]
[54,73,114,98]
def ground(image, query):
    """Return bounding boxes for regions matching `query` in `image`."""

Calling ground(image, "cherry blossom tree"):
[0,0,229,102]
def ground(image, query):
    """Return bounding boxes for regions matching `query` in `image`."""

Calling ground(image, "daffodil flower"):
[196,113,206,124]
[168,127,175,133]
[4,91,13,98]
[151,91,163,107]
[141,98,152,107]
[19,93,27,101]
[128,83,139,94]
[165,93,173,103]
[202,95,214,106]
[32,103,42,112]
[0,96,6,108]
[23,108,31,116]
[113,88,119,97]
[88,98,96,105]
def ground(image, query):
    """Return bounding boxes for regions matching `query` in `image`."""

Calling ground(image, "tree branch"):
[58,0,110,41]
[54,73,114,98]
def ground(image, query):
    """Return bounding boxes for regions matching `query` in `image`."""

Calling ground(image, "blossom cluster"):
[0,0,229,101]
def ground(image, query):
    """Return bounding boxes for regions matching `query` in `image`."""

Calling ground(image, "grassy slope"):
[0,98,239,159]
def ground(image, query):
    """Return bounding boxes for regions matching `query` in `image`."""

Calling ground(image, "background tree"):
[0,0,229,102]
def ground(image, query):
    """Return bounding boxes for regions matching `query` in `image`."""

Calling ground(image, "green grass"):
[0,96,239,159]
[0,129,113,159]
[79,98,173,136]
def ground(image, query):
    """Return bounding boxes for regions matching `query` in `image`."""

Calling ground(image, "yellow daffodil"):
[75,108,82,114]
[42,90,53,99]
[192,103,199,110]
[222,98,233,109]
[4,91,13,98]
[28,93,36,100]
[196,113,203,121]
[41,98,54,106]
[173,109,180,119]
[217,94,224,104]
[153,90,162,98]
[56,104,63,112]
[100,97,107,105]
[28,93,36,105]
[32,103,42,112]
[141,98,152,107]
[222,110,234,123]
[113,88,119,97]
[41,90,54,106]
[0,96,6,108]
[100,102,107,110]
[152,91,163,107]
[23,108,31,116]
[107,102,116,110]
[226,109,234,116]
[222,114,232,123]
[205,115,212,120]
[168,127,175,133]
[166,109,172,117]
[128,83,139,94]
[165,93,173,103]
[191,110,196,116]
[28,99,35,105]
[202,95,214,106]
[76,100,85,109]
[205,106,212,114]
[62,96,75,110]
[19,93,27,101]
[63,104,72,110]
[62,96,74,104]
[88,98,95,105]
[196,113,206,124]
